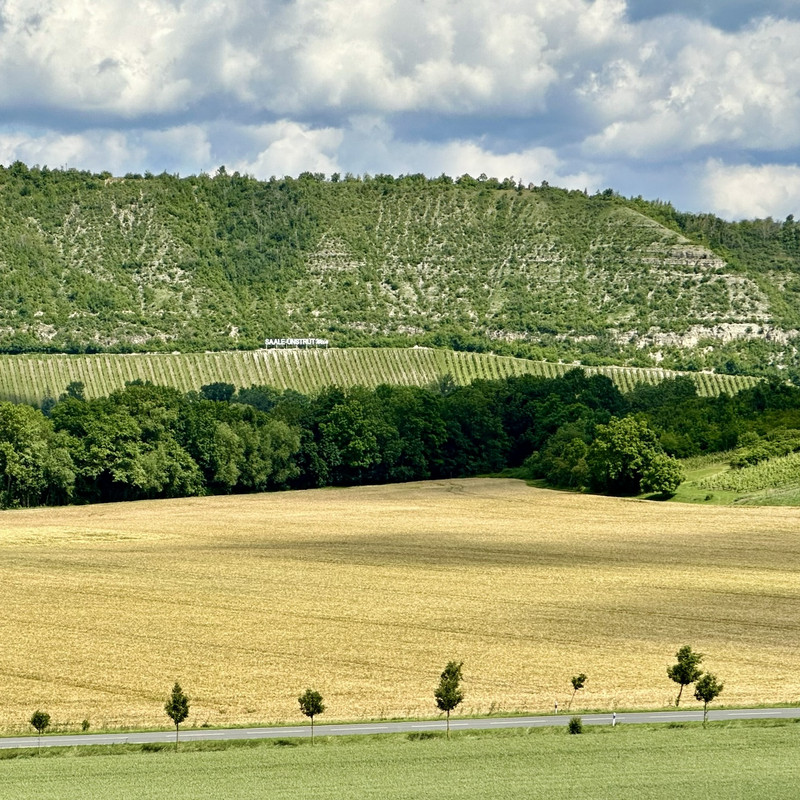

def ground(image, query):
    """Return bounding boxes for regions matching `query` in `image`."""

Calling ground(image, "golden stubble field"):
[0,478,798,732]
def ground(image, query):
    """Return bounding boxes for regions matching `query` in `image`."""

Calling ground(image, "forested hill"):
[3,163,800,378]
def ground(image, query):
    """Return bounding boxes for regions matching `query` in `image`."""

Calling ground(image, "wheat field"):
[0,479,798,732]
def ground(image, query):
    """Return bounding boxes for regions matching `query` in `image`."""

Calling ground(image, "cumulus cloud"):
[0,125,214,176]
[580,17,800,158]
[229,121,343,178]
[702,160,800,219]
[1,1,800,218]
[0,0,624,118]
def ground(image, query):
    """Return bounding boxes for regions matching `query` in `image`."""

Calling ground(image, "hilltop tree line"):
[2,369,800,509]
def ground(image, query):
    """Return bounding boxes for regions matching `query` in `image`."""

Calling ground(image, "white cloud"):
[229,121,343,178]
[1,1,799,218]
[580,17,800,158]
[360,136,601,191]
[0,129,144,173]
[0,0,626,117]
[702,160,800,219]
[0,117,602,195]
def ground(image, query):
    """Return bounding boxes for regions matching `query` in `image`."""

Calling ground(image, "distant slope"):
[1,164,799,376]
[0,347,759,405]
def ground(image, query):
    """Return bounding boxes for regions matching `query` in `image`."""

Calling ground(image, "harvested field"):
[0,479,798,731]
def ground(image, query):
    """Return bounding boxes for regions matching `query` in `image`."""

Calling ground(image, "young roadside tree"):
[29,710,50,752]
[568,673,587,711]
[694,673,724,724]
[298,689,325,743]
[667,645,704,706]
[164,682,190,751]
[435,661,464,738]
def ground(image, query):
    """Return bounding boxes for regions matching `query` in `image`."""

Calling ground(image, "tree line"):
[2,369,800,509]
[27,645,725,750]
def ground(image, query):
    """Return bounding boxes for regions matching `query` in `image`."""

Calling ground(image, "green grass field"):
[0,347,758,405]
[1,723,798,800]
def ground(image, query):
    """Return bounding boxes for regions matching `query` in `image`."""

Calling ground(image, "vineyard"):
[698,452,800,493]
[0,348,760,405]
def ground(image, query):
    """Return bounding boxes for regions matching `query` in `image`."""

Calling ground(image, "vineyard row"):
[0,349,760,406]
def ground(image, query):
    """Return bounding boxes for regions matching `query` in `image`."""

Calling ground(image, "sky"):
[1,0,799,219]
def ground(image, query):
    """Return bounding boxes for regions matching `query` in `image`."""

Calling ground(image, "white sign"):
[265,338,330,348]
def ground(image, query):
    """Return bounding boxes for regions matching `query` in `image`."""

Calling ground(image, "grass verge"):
[0,720,798,800]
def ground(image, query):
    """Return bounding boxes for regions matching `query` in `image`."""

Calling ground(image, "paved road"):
[1,707,797,750]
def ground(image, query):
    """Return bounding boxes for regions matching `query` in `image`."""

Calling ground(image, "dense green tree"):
[298,688,325,742]
[0,403,75,507]
[694,673,724,724]
[588,416,673,495]
[640,453,684,497]
[319,389,400,485]
[200,382,235,403]
[435,661,465,737]
[165,682,190,750]
[29,709,50,751]
[667,646,704,707]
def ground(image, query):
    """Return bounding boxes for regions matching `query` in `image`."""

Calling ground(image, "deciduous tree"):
[568,673,587,711]
[30,710,50,752]
[435,661,464,737]
[694,673,724,724]
[298,688,325,742]
[165,682,190,750]
[667,645,704,707]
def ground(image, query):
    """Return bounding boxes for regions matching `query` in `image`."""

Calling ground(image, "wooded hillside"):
[2,164,799,377]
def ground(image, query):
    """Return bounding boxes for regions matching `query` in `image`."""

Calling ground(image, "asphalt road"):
[1,706,797,750]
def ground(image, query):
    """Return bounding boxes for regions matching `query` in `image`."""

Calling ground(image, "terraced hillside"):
[2,165,799,376]
[0,347,758,405]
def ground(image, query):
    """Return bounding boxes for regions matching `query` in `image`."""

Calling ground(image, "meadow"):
[1,724,799,800]
[0,348,758,406]
[0,479,798,733]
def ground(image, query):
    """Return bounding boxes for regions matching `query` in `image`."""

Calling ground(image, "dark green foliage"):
[435,661,465,737]
[667,646,704,707]
[5,364,800,509]
[568,716,583,734]
[200,383,235,403]
[568,674,587,710]
[298,689,325,742]
[30,710,50,752]
[29,710,50,735]
[0,402,75,507]
[588,416,683,495]
[165,682,190,750]
[694,673,724,724]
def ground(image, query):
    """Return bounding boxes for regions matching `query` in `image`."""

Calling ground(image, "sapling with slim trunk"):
[667,645,704,706]
[568,673,587,711]
[694,673,724,724]
[29,710,50,753]
[164,682,190,751]
[298,689,325,743]
[435,661,464,738]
